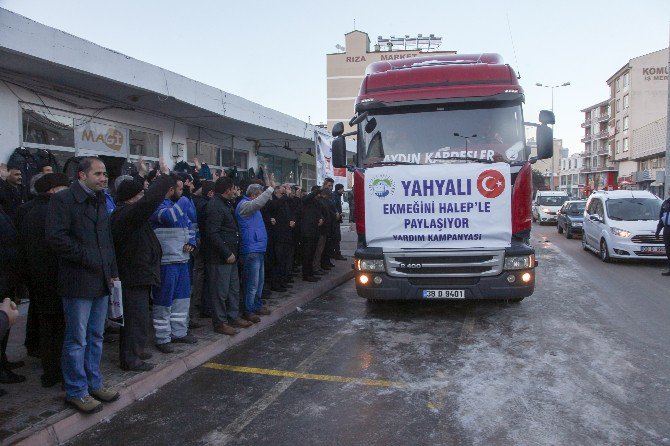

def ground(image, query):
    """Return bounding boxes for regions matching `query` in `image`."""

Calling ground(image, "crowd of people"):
[0,156,347,414]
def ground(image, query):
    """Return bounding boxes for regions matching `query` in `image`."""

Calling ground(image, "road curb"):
[7,268,354,446]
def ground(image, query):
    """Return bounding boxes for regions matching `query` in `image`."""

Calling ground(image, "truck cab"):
[331,54,554,302]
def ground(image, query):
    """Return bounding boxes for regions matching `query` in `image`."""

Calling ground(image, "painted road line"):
[200,330,349,445]
[202,363,403,388]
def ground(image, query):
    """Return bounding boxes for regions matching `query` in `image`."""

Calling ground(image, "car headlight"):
[355,259,385,272]
[610,227,631,238]
[504,255,535,270]
[541,208,551,213]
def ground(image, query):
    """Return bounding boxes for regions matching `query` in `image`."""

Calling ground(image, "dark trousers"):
[119,286,151,368]
[272,241,294,287]
[301,236,318,278]
[664,228,670,268]
[321,236,335,267]
[39,308,65,382]
[24,295,40,355]
[207,263,240,326]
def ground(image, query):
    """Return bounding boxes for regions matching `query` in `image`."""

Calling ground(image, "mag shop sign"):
[75,121,129,156]
[364,163,512,249]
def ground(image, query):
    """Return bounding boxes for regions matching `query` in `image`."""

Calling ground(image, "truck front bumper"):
[355,270,535,300]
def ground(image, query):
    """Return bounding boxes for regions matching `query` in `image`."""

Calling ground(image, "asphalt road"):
[70,223,670,446]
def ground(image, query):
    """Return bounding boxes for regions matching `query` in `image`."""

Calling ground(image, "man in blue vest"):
[236,173,276,319]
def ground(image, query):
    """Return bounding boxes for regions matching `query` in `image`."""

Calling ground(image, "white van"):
[582,190,664,262]
[532,191,569,224]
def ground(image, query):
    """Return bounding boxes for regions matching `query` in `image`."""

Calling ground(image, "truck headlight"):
[610,227,631,238]
[504,255,535,270]
[355,259,385,272]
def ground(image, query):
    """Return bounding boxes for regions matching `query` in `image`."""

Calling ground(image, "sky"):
[2,0,669,154]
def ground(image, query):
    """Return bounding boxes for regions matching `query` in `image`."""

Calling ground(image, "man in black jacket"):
[655,187,670,276]
[46,157,120,414]
[205,177,253,335]
[111,174,175,371]
[265,185,296,292]
[20,173,69,387]
[301,188,325,282]
[0,164,26,225]
[191,180,215,318]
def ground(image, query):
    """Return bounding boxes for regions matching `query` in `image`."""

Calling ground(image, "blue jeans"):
[241,252,265,313]
[61,295,108,399]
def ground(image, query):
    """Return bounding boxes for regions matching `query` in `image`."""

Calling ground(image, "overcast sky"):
[2,0,669,154]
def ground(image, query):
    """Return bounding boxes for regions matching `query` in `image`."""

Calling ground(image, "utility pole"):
[665,25,670,199]
[536,82,570,190]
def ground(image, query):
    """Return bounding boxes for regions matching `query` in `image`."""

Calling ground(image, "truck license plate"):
[641,246,665,254]
[422,289,465,299]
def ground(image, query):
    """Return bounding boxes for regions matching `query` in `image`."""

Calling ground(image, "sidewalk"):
[1,226,357,446]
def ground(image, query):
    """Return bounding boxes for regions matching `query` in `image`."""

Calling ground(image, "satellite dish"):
[335,44,346,52]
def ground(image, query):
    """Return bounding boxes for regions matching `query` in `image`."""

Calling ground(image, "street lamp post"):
[453,133,477,151]
[535,81,570,190]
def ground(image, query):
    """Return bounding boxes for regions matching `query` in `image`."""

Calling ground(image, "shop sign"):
[75,121,129,155]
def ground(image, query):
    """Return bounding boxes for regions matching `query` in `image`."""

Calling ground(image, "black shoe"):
[41,374,62,388]
[189,319,204,329]
[171,334,198,344]
[302,276,320,282]
[662,270,670,276]
[0,368,26,384]
[138,351,153,360]
[333,255,347,261]
[313,270,326,276]
[155,343,176,353]
[327,262,336,267]
[121,361,155,372]
[2,360,25,370]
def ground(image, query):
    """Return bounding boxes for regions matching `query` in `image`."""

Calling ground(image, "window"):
[616,99,620,112]
[616,140,620,154]
[234,151,248,169]
[623,94,629,109]
[623,138,629,152]
[615,120,620,132]
[592,156,598,168]
[129,129,160,158]
[616,78,621,92]
[187,140,198,160]
[198,141,219,165]
[623,72,629,89]
[22,109,75,148]
[623,116,629,131]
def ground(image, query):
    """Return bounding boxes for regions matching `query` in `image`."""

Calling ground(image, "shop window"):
[197,141,219,166]
[187,140,198,161]
[22,109,75,148]
[129,129,160,158]
[234,151,248,169]
[220,148,234,167]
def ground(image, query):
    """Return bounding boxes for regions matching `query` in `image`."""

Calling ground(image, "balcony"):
[591,161,617,172]
[581,166,592,173]
[597,113,610,122]
[581,122,591,128]
[596,147,609,156]
[595,130,609,139]
[581,135,592,143]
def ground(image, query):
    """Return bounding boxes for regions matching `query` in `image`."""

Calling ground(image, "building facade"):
[559,153,585,197]
[607,48,668,196]
[326,31,455,134]
[580,100,617,195]
[0,9,316,186]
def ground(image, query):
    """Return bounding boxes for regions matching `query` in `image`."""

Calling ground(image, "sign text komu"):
[364,163,512,249]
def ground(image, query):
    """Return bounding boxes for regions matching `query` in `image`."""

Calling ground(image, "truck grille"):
[631,235,663,244]
[385,251,504,277]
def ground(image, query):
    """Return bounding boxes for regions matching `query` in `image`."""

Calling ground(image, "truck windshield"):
[361,101,525,165]
[606,198,661,221]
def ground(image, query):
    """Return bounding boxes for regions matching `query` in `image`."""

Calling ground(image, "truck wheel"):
[600,239,611,263]
[557,223,563,234]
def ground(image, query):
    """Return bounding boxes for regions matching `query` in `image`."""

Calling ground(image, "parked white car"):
[532,191,569,224]
[582,190,664,262]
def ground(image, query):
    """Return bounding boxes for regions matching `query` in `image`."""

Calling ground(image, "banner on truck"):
[364,163,512,249]
[315,130,347,187]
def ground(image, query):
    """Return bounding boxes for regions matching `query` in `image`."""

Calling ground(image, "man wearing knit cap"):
[20,173,70,387]
[111,174,176,370]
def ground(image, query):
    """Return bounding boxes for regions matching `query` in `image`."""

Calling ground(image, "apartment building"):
[580,99,617,195]
[559,153,585,197]
[607,47,668,196]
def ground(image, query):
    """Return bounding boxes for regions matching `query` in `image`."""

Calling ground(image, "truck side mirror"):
[536,124,553,160]
[364,117,377,134]
[332,136,347,168]
[349,112,368,127]
[332,122,344,137]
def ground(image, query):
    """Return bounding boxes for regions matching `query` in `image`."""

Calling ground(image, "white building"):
[558,153,585,198]
[0,8,317,186]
